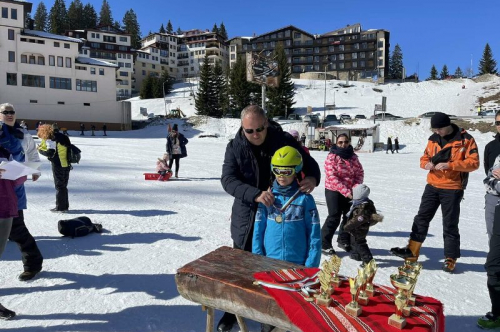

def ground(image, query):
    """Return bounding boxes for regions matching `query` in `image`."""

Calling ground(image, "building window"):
[84,103,90,106]
[29,55,35,64]
[22,74,45,88]
[353,62,357,68]
[378,59,384,66]
[54,42,60,47]
[339,63,344,69]
[99,68,104,75]
[152,64,155,69]
[91,33,95,38]
[119,36,127,42]
[125,63,131,68]
[9,51,15,62]
[360,61,365,67]
[50,77,72,90]
[8,29,14,40]
[76,66,86,70]
[377,50,383,57]
[142,70,146,75]
[119,71,128,77]
[49,55,55,66]
[30,100,37,103]
[352,53,357,59]
[57,56,63,67]
[76,79,97,92]
[1,7,7,18]
[142,63,145,67]
[64,43,70,49]
[38,56,45,65]
[90,68,96,75]
[339,54,344,60]
[66,57,71,68]
[10,8,16,19]
[294,32,301,39]
[7,73,17,85]
[58,101,65,105]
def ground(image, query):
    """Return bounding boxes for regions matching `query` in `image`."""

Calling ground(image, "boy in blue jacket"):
[253,146,321,268]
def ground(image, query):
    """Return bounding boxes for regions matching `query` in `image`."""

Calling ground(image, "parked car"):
[323,114,341,127]
[272,116,286,121]
[418,112,436,118]
[479,110,496,117]
[339,114,351,122]
[370,113,402,120]
[303,114,320,126]
[354,114,367,119]
[287,113,301,120]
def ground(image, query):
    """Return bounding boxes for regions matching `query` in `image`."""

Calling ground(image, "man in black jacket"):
[218,105,321,332]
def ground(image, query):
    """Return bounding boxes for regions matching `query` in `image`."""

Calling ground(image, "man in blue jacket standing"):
[219,105,321,332]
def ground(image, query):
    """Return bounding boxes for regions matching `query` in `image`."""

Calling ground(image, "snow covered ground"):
[1,77,499,332]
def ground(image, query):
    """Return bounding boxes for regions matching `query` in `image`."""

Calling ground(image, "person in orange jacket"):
[391,112,479,273]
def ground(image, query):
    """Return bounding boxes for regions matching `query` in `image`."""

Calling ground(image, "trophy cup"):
[365,259,378,297]
[402,260,422,306]
[345,272,366,317]
[389,274,416,329]
[315,260,334,306]
[357,268,369,305]
[330,255,342,288]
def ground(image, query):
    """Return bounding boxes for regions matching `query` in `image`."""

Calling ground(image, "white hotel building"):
[0,0,131,130]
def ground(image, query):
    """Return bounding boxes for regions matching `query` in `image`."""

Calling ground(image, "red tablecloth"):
[254,268,444,332]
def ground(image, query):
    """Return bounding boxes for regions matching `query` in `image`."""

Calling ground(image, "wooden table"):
[176,246,301,332]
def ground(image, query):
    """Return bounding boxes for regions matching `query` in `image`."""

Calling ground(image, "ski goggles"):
[272,166,296,177]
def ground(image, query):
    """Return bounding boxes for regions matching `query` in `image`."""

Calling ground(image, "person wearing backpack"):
[37,124,72,213]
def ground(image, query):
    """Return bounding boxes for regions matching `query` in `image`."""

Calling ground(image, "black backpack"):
[58,216,102,238]
[68,144,81,164]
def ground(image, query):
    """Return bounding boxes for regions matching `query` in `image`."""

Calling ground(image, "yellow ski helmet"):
[271,146,303,174]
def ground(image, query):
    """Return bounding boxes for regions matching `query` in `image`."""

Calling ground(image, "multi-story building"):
[66,26,134,100]
[229,23,390,81]
[0,0,130,130]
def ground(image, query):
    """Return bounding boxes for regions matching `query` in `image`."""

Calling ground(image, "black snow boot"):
[0,303,16,320]
[217,312,236,332]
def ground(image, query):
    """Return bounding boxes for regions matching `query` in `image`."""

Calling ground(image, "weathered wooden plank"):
[176,246,302,331]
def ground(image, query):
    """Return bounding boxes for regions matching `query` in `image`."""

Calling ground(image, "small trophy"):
[389,274,416,329]
[330,255,342,288]
[402,260,422,306]
[315,260,334,306]
[345,271,366,317]
[357,268,369,305]
[365,259,378,297]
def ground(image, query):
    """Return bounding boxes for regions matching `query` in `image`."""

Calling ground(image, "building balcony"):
[178,61,189,66]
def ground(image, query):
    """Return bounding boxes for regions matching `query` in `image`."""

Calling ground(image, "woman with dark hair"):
[321,134,364,258]
[166,124,188,178]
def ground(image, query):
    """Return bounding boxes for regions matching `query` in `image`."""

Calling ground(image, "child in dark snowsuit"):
[343,184,383,264]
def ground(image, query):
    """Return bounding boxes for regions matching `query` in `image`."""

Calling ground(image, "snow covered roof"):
[23,30,82,43]
[75,57,118,68]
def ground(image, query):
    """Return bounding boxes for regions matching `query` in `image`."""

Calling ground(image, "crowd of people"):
[1,103,499,329]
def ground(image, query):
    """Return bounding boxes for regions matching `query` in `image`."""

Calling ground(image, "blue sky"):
[38,0,498,79]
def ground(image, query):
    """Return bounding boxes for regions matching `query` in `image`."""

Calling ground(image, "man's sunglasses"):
[243,125,266,134]
[1,110,15,115]
[495,121,500,126]
[272,166,296,177]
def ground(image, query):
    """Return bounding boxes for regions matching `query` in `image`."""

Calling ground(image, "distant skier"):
[386,136,393,154]
[394,137,400,153]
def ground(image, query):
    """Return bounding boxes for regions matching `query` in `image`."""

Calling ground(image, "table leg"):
[202,306,214,332]
[236,315,249,332]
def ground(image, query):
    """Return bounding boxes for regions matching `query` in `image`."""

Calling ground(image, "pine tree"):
[228,56,253,113]
[113,20,121,30]
[140,76,154,99]
[266,43,295,117]
[159,23,165,33]
[195,54,215,116]
[176,27,182,35]
[160,71,175,96]
[429,65,438,80]
[389,44,404,79]
[454,67,464,78]
[219,22,228,40]
[67,0,83,30]
[33,2,48,31]
[82,4,97,29]
[98,0,113,26]
[212,23,219,34]
[166,20,173,34]
[212,61,228,117]
[440,65,449,79]
[479,43,498,75]
[48,0,68,34]
[122,9,141,49]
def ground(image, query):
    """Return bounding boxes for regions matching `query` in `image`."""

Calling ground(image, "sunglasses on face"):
[1,110,15,115]
[243,124,266,134]
[337,140,349,145]
[495,121,500,126]
[272,166,296,177]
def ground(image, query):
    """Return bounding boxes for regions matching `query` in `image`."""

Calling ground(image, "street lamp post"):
[323,63,332,122]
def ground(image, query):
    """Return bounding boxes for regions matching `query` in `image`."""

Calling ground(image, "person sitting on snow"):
[156,153,172,180]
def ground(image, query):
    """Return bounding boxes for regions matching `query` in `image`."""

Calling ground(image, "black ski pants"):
[52,164,70,210]
[350,231,373,263]
[321,189,351,249]
[410,184,464,259]
[8,210,43,272]
[168,155,181,174]
[485,204,500,316]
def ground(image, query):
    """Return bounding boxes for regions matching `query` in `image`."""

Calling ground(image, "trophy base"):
[315,296,332,307]
[403,306,412,317]
[366,289,375,297]
[388,314,407,329]
[408,296,416,306]
[345,303,362,317]
[358,294,369,306]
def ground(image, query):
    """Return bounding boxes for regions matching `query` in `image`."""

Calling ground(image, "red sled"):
[144,172,172,181]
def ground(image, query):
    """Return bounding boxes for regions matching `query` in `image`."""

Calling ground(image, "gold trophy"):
[357,268,369,305]
[389,274,416,329]
[365,259,378,297]
[330,255,342,288]
[315,259,334,306]
[345,270,366,317]
[402,260,422,306]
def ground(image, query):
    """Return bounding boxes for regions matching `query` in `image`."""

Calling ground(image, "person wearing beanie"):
[166,123,188,178]
[391,110,479,273]
[344,184,383,265]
